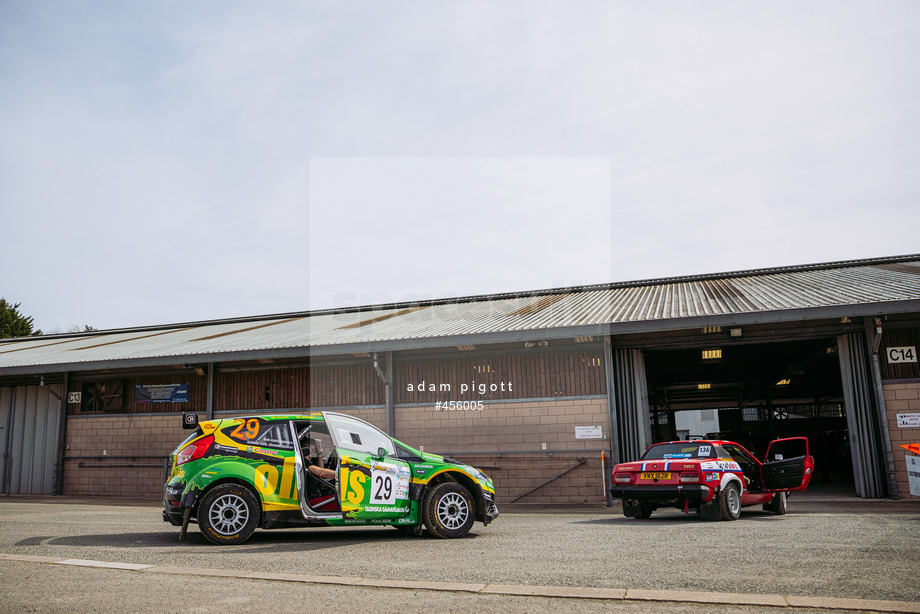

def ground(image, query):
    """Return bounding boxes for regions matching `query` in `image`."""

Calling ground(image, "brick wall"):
[395,398,610,504]
[61,401,609,503]
[882,382,920,500]
[63,414,187,497]
[62,408,388,498]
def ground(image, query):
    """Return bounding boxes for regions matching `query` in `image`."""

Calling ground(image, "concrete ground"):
[0,493,918,613]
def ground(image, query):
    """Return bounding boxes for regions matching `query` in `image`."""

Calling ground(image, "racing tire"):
[198,483,260,545]
[422,482,476,539]
[764,491,787,516]
[718,482,742,521]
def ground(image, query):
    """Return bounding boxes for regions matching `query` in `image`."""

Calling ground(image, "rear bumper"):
[162,480,196,525]
[611,484,711,502]
[162,507,184,526]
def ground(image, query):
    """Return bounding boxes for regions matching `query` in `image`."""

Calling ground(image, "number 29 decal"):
[372,472,395,504]
[231,418,260,440]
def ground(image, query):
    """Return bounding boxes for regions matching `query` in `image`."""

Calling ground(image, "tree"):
[0,299,42,338]
[68,324,97,333]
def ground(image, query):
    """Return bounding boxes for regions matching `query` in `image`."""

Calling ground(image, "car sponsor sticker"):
[363,506,409,513]
[700,460,741,472]
[245,445,279,457]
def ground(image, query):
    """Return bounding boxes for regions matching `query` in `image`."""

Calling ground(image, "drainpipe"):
[206,362,214,421]
[867,317,900,499]
[3,387,16,497]
[374,353,395,436]
[52,373,69,496]
[603,335,621,473]
[386,352,395,437]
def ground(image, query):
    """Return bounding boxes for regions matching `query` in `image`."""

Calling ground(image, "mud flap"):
[622,501,642,518]
[179,507,191,541]
[699,497,721,521]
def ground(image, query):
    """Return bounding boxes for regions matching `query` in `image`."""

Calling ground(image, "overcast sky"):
[1,1,918,333]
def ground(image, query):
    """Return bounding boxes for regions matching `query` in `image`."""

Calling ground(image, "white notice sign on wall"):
[907,454,920,497]
[897,413,920,428]
[575,425,603,440]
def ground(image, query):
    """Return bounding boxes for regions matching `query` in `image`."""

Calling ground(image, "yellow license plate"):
[640,472,671,481]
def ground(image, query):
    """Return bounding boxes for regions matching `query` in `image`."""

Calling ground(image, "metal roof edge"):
[2,253,917,344]
[4,298,917,378]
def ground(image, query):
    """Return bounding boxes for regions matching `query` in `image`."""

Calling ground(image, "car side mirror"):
[376,447,388,459]
[182,413,199,430]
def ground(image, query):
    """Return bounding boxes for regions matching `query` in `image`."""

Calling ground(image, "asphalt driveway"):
[0,494,917,613]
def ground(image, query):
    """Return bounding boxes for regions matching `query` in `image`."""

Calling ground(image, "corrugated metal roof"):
[2,255,920,374]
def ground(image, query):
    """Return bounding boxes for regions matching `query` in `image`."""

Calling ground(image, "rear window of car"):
[253,423,294,450]
[220,418,294,450]
[641,443,719,460]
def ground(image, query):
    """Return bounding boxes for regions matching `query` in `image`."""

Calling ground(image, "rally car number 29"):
[163,412,498,544]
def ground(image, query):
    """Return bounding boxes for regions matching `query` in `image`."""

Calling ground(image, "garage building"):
[2,254,920,504]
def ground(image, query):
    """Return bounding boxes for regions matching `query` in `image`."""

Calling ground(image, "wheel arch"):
[719,473,746,496]
[426,470,482,520]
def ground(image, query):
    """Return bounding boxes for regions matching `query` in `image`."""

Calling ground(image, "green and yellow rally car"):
[163,412,498,544]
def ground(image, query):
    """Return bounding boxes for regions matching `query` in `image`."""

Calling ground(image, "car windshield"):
[641,442,719,460]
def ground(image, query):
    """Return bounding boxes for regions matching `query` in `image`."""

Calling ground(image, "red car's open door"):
[762,437,814,491]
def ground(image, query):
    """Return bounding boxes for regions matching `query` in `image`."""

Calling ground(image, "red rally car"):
[610,437,814,521]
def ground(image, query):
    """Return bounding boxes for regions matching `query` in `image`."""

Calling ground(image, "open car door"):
[762,437,814,491]
[324,412,412,520]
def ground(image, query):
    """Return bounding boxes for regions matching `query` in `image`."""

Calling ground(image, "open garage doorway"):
[643,339,855,495]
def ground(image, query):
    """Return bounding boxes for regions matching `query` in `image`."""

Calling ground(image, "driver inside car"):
[305,444,336,481]
[298,426,337,481]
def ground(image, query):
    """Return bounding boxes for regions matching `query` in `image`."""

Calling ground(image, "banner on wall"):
[135,383,188,404]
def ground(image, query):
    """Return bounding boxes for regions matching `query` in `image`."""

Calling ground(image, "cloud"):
[0,1,918,330]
